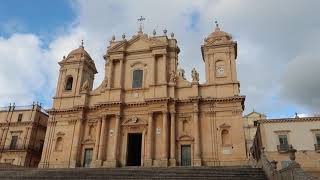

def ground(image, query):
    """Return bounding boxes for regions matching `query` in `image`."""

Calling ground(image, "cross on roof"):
[137,16,146,32]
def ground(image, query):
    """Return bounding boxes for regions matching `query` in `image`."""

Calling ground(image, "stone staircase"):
[0,166,267,180]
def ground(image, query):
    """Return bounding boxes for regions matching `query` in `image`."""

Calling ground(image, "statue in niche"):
[81,80,89,92]
[191,68,199,83]
[169,70,177,83]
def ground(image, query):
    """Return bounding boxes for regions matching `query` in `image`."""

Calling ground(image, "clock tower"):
[201,22,240,96]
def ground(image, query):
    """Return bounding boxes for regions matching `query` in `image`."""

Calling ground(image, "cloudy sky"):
[0,0,319,118]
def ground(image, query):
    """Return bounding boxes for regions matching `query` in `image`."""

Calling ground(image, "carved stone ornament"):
[122,116,147,127]
[81,80,89,92]
[219,123,231,129]
[169,70,177,83]
[56,131,65,137]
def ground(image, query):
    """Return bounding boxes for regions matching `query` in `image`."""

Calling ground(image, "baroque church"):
[38,22,247,168]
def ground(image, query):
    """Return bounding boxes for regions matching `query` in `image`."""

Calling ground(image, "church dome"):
[67,46,92,60]
[66,41,92,60]
[204,22,233,44]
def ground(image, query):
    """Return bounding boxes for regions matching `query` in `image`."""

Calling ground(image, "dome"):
[204,22,233,44]
[66,45,92,60]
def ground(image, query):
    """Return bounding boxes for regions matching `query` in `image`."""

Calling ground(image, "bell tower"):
[201,22,239,95]
[53,41,97,109]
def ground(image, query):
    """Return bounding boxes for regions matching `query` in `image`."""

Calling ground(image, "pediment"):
[178,134,194,141]
[122,116,147,126]
[108,34,166,53]
[82,138,95,145]
[219,123,231,129]
[56,131,65,137]
[126,38,151,52]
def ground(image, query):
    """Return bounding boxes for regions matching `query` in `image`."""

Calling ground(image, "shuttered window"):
[132,70,143,88]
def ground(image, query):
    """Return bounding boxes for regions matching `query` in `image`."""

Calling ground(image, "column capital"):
[170,111,176,115]
[115,113,121,118]
[162,110,168,114]
[98,114,107,119]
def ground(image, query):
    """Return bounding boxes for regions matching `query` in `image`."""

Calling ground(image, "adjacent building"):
[254,117,320,173]
[243,111,266,156]
[39,23,247,168]
[0,103,48,167]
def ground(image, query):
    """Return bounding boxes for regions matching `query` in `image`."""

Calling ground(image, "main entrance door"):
[126,133,142,166]
[83,148,93,167]
[181,145,191,166]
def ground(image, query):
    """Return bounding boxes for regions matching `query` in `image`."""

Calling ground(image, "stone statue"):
[191,68,199,83]
[169,71,177,83]
[81,80,89,92]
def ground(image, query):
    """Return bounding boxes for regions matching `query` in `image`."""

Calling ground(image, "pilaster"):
[145,112,154,167]
[193,102,202,166]
[169,111,176,166]
[160,111,168,167]
[70,118,83,168]
[92,116,102,167]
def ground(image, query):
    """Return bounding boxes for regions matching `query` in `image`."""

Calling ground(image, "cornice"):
[48,105,86,114]
[259,117,320,124]
[50,96,245,113]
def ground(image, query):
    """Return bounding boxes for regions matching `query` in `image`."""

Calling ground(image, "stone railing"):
[257,146,315,180]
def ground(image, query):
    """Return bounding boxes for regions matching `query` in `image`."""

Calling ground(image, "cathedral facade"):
[39,23,247,168]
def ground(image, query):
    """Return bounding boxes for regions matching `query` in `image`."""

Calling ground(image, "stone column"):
[108,114,120,167]
[70,119,83,168]
[145,112,153,166]
[107,59,113,88]
[193,110,202,166]
[169,112,176,166]
[92,117,102,166]
[161,111,168,166]
[97,115,107,166]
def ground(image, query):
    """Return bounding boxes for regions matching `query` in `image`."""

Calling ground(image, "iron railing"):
[314,144,320,152]
[277,144,290,153]
[0,144,42,154]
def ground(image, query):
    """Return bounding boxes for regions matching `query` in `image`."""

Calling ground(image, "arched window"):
[55,137,63,151]
[221,129,231,145]
[132,69,143,88]
[65,76,73,90]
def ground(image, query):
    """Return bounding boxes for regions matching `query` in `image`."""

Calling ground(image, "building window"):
[65,76,73,91]
[253,120,258,127]
[17,114,23,122]
[221,129,231,145]
[279,135,288,146]
[316,134,320,145]
[132,69,143,88]
[10,136,18,150]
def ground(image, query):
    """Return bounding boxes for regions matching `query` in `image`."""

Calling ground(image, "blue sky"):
[0,0,319,118]
[0,0,75,46]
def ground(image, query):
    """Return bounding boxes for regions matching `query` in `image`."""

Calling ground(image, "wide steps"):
[0,167,267,180]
